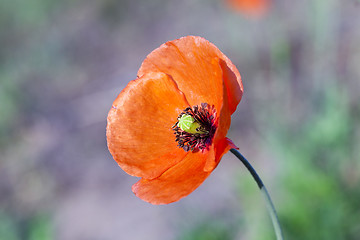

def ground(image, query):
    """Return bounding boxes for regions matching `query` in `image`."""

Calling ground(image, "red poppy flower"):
[225,0,270,17]
[106,36,243,204]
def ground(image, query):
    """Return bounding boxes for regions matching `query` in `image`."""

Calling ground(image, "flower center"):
[172,103,217,152]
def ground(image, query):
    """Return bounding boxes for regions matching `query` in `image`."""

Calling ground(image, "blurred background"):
[1,0,360,239]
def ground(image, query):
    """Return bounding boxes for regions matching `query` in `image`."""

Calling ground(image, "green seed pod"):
[177,114,204,134]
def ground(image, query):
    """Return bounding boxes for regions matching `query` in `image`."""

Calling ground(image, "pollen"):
[172,103,217,152]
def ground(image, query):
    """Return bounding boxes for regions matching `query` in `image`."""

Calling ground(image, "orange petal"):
[106,72,190,179]
[203,137,236,172]
[214,137,238,168]
[203,79,232,171]
[219,59,243,114]
[204,137,237,172]
[138,36,243,115]
[132,146,215,204]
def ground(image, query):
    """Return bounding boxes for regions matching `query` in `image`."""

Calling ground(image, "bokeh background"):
[1,0,360,239]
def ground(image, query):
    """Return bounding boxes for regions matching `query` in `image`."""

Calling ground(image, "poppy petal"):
[215,138,238,166]
[132,146,215,204]
[203,79,233,171]
[219,59,243,114]
[106,72,190,179]
[138,36,243,114]
[204,137,238,171]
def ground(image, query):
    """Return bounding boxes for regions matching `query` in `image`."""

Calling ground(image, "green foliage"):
[28,214,53,240]
[271,86,360,240]
[0,0,59,30]
[0,212,19,240]
[0,72,19,143]
[0,212,53,240]
[178,219,236,240]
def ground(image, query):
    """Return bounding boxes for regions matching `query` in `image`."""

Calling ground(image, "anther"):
[172,103,217,152]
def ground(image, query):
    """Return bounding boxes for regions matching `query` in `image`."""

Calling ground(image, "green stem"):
[230,148,284,240]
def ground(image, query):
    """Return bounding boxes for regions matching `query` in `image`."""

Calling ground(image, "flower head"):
[225,0,270,18]
[106,36,243,204]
